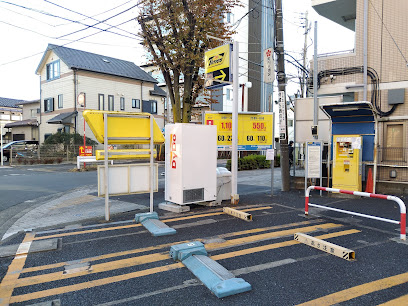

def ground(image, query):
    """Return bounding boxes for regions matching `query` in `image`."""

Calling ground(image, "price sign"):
[79,146,93,156]
[205,112,273,151]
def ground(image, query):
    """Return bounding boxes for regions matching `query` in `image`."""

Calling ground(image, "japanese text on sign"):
[204,112,273,151]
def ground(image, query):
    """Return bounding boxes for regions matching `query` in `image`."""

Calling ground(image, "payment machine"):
[332,135,362,191]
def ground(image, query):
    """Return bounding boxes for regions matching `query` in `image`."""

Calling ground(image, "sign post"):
[305,140,323,196]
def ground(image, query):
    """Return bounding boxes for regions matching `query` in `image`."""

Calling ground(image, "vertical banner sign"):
[263,48,274,83]
[278,91,286,140]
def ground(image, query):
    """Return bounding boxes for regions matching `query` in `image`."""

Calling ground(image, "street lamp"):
[240,81,252,111]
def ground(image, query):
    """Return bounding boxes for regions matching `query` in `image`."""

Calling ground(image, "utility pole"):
[301,11,309,98]
[274,0,290,191]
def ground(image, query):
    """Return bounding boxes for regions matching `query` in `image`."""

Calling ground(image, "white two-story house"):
[35,44,166,144]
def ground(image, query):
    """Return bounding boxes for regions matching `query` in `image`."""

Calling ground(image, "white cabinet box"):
[165,123,217,205]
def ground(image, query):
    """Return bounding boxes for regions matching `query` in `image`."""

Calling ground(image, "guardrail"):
[305,186,406,240]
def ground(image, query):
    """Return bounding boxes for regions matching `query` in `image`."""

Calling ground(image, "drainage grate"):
[183,188,204,203]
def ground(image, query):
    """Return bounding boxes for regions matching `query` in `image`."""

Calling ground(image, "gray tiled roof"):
[4,119,38,128]
[150,84,167,97]
[38,44,157,83]
[0,97,24,108]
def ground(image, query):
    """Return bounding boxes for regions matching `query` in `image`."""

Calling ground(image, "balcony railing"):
[376,147,408,183]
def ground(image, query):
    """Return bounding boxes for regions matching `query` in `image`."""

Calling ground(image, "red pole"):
[83,102,86,168]
[241,84,245,111]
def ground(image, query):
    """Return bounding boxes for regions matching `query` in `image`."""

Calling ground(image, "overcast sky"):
[0,0,354,101]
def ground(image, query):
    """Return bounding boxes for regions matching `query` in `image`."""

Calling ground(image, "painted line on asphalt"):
[95,258,298,306]
[378,294,408,305]
[33,206,273,241]
[16,223,340,288]
[9,229,359,304]
[0,232,35,306]
[297,272,408,306]
[22,219,322,274]
[61,210,298,247]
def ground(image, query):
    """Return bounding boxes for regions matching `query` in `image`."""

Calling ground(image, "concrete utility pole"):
[274,0,290,191]
[301,11,309,98]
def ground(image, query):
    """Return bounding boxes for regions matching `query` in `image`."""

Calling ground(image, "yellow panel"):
[83,110,164,144]
[95,149,157,160]
[204,44,231,74]
[204,112,273,150]
[332,135,362,191]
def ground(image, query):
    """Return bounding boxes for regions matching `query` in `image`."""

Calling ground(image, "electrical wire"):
[308,66,396,117]
[42,0,140,39]
[0,0,140,40]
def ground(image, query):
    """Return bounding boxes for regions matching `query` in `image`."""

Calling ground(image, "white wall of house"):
[38,50,164,144]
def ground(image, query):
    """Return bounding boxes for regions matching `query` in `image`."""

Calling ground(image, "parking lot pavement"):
[1,192,407,306]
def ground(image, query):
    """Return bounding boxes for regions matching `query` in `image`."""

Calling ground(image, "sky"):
[0,0,355,101]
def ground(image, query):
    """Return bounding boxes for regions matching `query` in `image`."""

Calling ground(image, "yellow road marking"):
[9,229,359,304]
[205,223,341,250]
[23,219,320,274]
[212,229,360,260]
[297,271,408,306]
[378,294,408,306]
[0,232,35,306]
[33,206,272,241]
[17,223,338,288]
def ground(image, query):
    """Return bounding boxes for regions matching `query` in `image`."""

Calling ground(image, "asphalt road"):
[1,164,407,305]
[0,164,98,242]
[1,190,408,305]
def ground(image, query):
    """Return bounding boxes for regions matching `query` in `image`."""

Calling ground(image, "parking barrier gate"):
[305,186,406,240]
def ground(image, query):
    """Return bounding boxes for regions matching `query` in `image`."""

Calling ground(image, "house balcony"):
[312,0,356,31]
[311,0,362,97]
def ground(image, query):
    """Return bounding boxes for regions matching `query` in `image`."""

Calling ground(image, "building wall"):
[10,126,38,141]
[312,0,408,186]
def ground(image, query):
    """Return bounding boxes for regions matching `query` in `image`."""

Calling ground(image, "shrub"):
[226,154,271,171]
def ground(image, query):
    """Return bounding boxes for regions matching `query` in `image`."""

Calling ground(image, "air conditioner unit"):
[165,123,217,205]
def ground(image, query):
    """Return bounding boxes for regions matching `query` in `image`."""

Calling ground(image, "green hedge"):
[226,154,271,171]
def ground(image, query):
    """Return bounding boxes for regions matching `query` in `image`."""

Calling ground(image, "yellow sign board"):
[204,112,274,151]
[83,110,165,144]
[204,44,232,88]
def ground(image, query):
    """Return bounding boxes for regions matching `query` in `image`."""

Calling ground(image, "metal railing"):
[376,147,408,182]
[305,186,406,240]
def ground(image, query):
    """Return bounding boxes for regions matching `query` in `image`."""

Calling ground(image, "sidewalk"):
[1,167,286,241]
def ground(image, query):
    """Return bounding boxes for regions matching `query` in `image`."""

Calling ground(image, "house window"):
[98,94,105,110]
[120,97,125,111]
[58,94,63,108]
[108,95,114,111]
[226,88,232,100]
[44,133,52,141]
[384,123,404,161]
[132,99,140,109]
[226,12,234,23]
[44,98,54,112]
[30,109,37,118]
[46,60,60,80]
[142,100,157,114]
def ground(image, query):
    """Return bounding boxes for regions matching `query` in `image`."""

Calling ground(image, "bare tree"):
[138,0,238,122]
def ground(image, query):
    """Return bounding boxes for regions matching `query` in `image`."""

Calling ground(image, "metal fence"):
[376,147,408,182]
[9,145,95,165]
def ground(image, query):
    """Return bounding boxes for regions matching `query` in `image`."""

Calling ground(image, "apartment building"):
[310,0,408,191]
[35,44,166,144]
